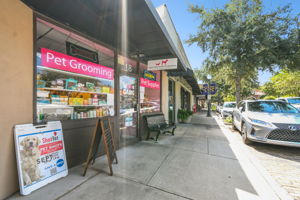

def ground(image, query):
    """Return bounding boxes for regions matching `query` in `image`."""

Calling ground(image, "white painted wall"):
[174,81,181,123]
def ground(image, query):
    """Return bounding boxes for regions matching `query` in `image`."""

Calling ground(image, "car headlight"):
[249,118,273,127]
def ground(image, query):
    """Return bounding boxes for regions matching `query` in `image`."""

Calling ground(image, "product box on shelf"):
[72,98,84,105]
[37,98,51,104]
[86,82,95,91]
[37,90,50,98]
[65,79,78,90]
[50,79,65,89]
[37,104,74,122]
[102,86,110,93]
[37,80,46,88]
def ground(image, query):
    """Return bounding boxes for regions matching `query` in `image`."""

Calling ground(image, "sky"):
[152,0,300,85]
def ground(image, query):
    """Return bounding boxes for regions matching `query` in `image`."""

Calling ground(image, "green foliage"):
[224,116,233,124]
[224,95,236,102]
[188,0,298,103]
[211,104,217,111]
[262,69,300,97]
[262,95,276,100]
[177,109,193,122]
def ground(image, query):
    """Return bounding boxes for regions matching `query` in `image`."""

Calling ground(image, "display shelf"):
[37,87,111,95]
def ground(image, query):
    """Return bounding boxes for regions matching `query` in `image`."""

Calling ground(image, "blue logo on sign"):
[56,159,64,167]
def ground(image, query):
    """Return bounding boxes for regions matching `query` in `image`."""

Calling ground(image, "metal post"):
[207,79,211,117]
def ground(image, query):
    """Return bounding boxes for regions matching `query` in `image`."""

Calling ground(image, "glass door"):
[119,75,138,141]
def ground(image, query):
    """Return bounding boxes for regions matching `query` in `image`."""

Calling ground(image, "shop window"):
[139,63,161,113]
[35,18,115,122]
[181,87,191,110]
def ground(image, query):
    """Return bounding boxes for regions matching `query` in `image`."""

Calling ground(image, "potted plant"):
[185,110,193,123]
[177,109,193,123]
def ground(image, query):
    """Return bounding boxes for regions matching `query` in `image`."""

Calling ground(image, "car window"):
[248,101,299,113]
[224,103,236,108]
[287,98,300,104]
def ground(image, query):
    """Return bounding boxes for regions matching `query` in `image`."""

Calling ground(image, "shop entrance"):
[119,75,138,142]
[168,79,175,124]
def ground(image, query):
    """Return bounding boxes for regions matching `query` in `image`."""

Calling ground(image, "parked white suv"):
[277,97,300,110]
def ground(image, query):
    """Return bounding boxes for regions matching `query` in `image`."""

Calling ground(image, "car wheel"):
[232,116,237,131]
[241,122,252,145]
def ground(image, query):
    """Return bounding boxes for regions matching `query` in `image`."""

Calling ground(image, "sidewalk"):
[9,112,283,200]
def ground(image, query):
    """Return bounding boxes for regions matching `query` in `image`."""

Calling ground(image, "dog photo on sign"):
[20,136,42,186]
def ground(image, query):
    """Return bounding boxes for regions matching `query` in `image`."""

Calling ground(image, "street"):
[216,113,300,200]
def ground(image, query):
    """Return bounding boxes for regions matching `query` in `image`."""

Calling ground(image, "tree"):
[261,69,300,97]
[187,0,299,103]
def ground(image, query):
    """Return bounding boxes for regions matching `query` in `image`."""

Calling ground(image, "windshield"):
[223,103,236,108]
[287,98,300,104]
[248,101,299,113]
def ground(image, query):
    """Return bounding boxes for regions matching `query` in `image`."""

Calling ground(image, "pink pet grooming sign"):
[14,121,68,195]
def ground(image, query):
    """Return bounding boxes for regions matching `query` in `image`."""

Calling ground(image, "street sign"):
[210,83,217,95]
[199,83,217,95]
[147,58,177,70]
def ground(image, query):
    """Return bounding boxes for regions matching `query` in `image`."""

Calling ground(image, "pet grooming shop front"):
[0,0,202,198]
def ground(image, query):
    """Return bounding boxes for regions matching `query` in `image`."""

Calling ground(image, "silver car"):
[232,100,300,147]
[221,102,236,119]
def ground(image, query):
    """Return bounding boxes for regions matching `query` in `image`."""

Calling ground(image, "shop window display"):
[181,87,191,110]
[118,56,138,137]
[139,63,161,113]
[36,19,115,122]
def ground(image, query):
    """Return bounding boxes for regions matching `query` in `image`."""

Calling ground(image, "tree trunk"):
[235,76,241,104]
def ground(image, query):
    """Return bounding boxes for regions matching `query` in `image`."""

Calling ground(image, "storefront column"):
[161,71,169,122]
[0,0,33,198]
[175,81,181,123]
[190,91,194,111]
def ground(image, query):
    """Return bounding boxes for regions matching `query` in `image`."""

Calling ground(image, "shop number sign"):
[14,121,68,195]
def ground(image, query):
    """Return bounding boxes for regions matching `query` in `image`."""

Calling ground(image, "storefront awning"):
[21,0,187,72]
[168,69,201,95]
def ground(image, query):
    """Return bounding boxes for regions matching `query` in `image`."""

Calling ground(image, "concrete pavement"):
[8,112,283,200]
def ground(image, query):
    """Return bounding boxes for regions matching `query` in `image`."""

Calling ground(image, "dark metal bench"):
[144,114,176,141]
